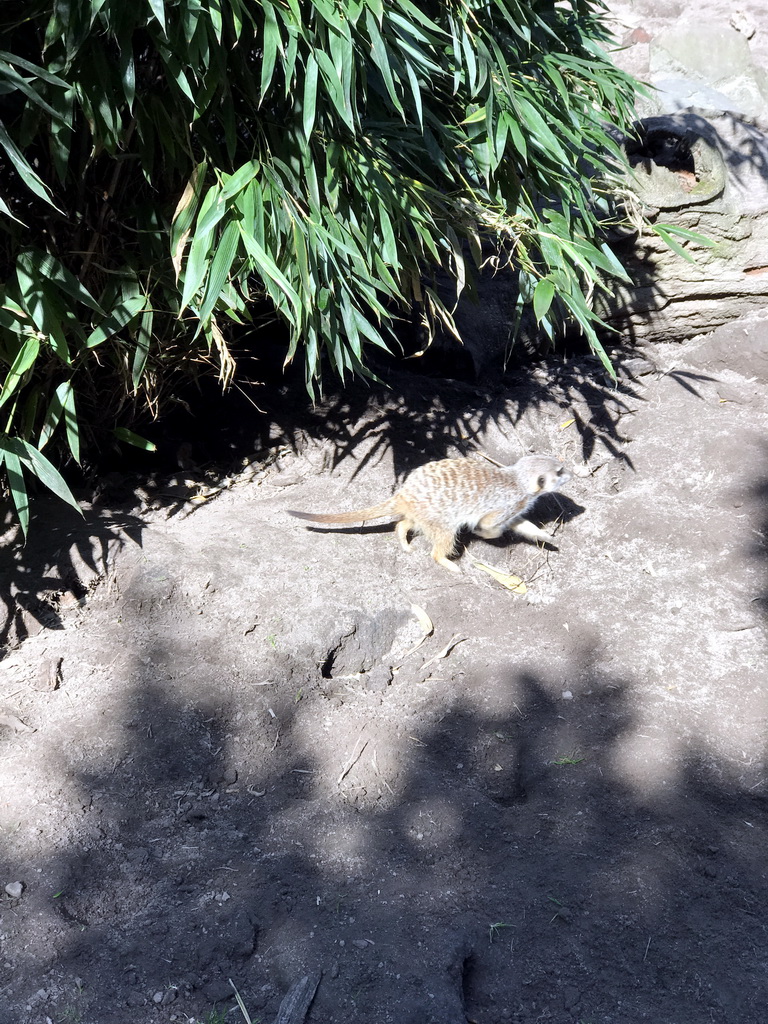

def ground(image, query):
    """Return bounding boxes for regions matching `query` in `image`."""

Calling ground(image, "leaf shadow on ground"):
[262,356,653,489]
[0,352,649,651]
[0,503,145,650]
[1,343,765,1022]
[3,590,767,1022]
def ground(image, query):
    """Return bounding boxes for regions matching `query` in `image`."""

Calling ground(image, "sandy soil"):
[1,311,767,1024]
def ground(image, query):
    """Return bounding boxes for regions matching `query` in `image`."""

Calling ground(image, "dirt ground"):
[2,309,767,1024]
[3,6,768,1023]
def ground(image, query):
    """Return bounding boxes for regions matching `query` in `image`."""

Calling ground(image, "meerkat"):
[287,454,571,572]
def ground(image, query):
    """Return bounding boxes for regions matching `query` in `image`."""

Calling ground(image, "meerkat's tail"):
[286,496,399,525]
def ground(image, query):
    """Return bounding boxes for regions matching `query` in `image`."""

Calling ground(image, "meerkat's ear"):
[536,474,546,490]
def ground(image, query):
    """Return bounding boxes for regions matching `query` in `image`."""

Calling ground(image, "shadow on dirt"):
[0,353,649,652]
[260,357,653,488]
[2,333,767,1021]
[1,321,731,675]
[3,623,767,1023]
[0,502,145,650]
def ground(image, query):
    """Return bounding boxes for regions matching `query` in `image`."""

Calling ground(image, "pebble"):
[26,988,47,1008]
[4,882,23,899]
[561,690,573,700]
[730,10,756,38]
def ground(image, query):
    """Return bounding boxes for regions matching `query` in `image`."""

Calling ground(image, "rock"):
[4,881,23,899]
[364,666,392,692]
[596,110,768,344]
[34,656,62,692]
[26,988,47,1007]
[730,11,757,40]
[321,609,412,678]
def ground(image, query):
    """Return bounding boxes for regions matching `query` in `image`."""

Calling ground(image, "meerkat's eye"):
[537,474,546,489]
[556,467,565,476]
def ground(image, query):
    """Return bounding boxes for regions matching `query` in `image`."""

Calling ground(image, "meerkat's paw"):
[512,518,558,546]
[434,555,462,573]
[475,525,505,540]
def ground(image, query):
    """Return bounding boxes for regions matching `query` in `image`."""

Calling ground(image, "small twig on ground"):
[337,732,369,785]
[420,635,466,674]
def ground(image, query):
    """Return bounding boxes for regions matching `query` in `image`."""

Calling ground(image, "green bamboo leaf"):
[198,219,241,324]
[392,1,444,34]
[461,106,486,125]
[303,52,319,139]
[378,206,399,268]
[598,241,633,281]
[132,305,154,391]
[514,94,568,164]
[544,61,570,108]
[118,38,136,109]
[0,60,65,122]
[148,0,166,34]
[3,436,82,514]
[352,306,390,350]
[220,161,261,201]
[0,191,25,226]
[85,295,146,348]
[339,296,362,359]
[365,10,404,116]
[652,223,715,262]
[209,0,224,42]
[291,219,312,297]
[0,122,60,210]
[0,336,40,411]
[61,380,80,464]
[651,227,696,263]
[114,427,157,451]
[161,51,195,103]
[533,278,555,322]
[194,184,229,240]
[260,0,280,102]
[15,257,70,363]
[460,29,478,94]
[0,447,29,539]
[38,379,80,464]
[403,59,423,129]
[314,49,354,130]
[0,50,69,88]
[171,162,208,278]
[38,381,66,450]
[238,227,301,325]
[0,297,27,330]
[18,249,104,314]
[506,113,527,160]
[180,187,220,309]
